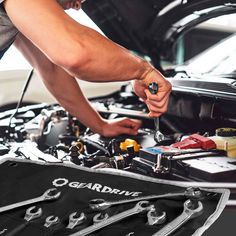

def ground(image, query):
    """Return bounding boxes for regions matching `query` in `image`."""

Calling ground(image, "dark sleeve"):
[0,3,18,58]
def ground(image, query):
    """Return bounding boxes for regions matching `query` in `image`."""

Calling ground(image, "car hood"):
[83,0,236,69]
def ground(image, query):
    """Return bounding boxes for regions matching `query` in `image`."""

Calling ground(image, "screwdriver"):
[148,82,165,143]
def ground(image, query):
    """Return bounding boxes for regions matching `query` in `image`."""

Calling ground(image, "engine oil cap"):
[216,128,236,137]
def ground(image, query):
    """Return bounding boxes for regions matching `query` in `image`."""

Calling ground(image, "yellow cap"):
[120,139,140,152]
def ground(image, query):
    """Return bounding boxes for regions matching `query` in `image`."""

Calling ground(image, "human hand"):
[132,68,172,117]
[100,118,142,137]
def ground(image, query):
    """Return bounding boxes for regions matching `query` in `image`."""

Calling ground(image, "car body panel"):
[83,0,236,68]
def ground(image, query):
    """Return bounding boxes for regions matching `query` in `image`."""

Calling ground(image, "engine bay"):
[0,84,236,183]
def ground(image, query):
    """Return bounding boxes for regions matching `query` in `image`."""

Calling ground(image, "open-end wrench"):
[66,212,87,229]
[5,206,42,236]
[70,201,153,236]
[89,187,204,211]
[152,199,203,236]
[0,188,61,213]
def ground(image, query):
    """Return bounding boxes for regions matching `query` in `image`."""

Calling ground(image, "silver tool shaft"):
[148,82,165,143]
[89,187,203,211]
[0,188,61,213]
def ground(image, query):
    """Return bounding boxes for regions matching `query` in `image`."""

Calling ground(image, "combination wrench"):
[0,188,61,213]
[152,199,203,236]
[5,206,42,236]
[89,187,204,211]
[70,201,153,236]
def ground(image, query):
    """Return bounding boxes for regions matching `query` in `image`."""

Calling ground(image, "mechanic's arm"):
[14,33,141,137]
[4,0,171,117]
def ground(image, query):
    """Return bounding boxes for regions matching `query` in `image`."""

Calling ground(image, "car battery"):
[175,156,236,182]
[131,157,156,177]
[139,146,218,163]
[138,145,227,179]
[139,146,186,163]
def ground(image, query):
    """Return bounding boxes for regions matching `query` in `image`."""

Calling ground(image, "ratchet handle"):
[148,82,159,95]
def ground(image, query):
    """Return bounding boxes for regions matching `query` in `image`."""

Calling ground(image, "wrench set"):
[0,186,212,236]
[0,159,230,235]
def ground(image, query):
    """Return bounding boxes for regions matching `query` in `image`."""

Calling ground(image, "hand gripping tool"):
[148,82,165,143]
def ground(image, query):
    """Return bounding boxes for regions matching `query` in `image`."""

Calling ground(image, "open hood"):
[83,0,236,69]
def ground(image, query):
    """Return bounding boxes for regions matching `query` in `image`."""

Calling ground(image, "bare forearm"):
[14,33,106,134]
[42,69,106,134]
[51,75,107,133]
[62,24,151,83]
[4,0,152,83]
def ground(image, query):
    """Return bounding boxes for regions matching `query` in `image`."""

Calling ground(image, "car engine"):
[0,83,236,183]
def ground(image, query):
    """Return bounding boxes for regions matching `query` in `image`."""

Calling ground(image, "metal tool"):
[0,229,7,235]
[24,206,43,221]
[93,212,109,223]
[44,215,60,228]
[67,212,87,229]
[5,206,42,236]
[89,187,203,211]
[125,232,134,236]
[147,207,166,226]
[70,201,152,236]
[148,82,165,143]
[152,199,203,236]
[0,188,61,213]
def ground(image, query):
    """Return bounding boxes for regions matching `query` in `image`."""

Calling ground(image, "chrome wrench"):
[89,187,203,211]
[66,212,87,229]
[152,199,203,236]
[5,206,42,236]
[44,215,60,228]
[0,188,61,213]
[148,82,165,143]
[93,212,109,223]
[70,201,153,236]
[147,207,166,226]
